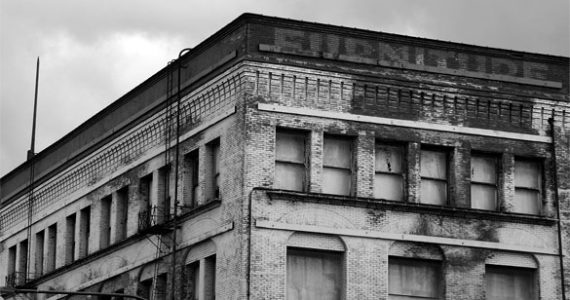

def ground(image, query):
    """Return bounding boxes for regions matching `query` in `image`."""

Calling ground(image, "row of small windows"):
[288,248,537,300]
[275,129,544,215]
[5,138,222,284]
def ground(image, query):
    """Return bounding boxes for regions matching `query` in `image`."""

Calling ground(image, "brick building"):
[1,13,569,300]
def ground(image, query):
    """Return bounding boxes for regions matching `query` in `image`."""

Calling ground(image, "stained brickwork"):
[0,71,241,237]
[0,13,568,300]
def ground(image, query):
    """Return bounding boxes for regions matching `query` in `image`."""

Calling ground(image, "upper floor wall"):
[3,13,567,207]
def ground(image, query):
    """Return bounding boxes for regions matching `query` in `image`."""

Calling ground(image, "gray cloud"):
[1,0,568,176]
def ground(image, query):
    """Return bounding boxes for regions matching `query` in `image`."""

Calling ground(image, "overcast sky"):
[1,0,568,177]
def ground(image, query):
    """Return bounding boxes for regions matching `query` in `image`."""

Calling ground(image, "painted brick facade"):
[1,13,569,300]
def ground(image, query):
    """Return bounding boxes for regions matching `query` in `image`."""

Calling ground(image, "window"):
[186,255,216,300]
[7,245,16,279]
[420,149,448,205]
[46,224,57,273]
[79,206,91,258]
[65,213,76,264]
[323,136,352,196]
[514,159,542,214]
[35,230,44,276]
[185,150,200,208]
[375,144,405,201]
[138,279,153,300]
[18,239,28,283]
[203,255,216,300]
[187,261,200,300]
[287,248,343,300]
[140,173,153,211]
[155,273,167,300]
[100,195,112,248]
[158,166,171,223]
[389,257,441,300]
[275,130,308,191]
[486,265,536,300]
[471,154,498,210]
[207,139,221,200]
[116,188,128,241]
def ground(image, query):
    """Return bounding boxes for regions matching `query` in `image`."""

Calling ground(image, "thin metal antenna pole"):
[30,57,39,158]
[26,57,40,282]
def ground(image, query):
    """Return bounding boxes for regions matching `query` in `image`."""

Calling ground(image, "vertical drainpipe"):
[549,117,566,299]
[171,48,192,300]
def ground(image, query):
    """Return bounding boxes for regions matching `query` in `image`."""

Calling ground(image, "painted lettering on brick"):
[271,28,553,82]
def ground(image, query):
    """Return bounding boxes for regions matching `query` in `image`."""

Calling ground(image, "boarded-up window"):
[323,136,352,196]
[389,257,441,300]
[471,155,497,210]
[486,265,536,300]
[287,248,343,300]
[275,130,307,191]
[514,159,542,214]
[420,150,447,205]
[375,144,404,201]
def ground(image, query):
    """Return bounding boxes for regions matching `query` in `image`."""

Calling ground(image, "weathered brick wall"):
[243,60,567,299]
[554,127,570,298]
[0,65,248,297]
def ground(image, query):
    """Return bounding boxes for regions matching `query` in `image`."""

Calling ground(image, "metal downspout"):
[549,117,566,299]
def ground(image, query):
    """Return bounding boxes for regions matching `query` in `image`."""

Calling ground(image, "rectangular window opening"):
[470,154,498,210]
[420,149,448,205]
[374,144,405,201]
[16,240,28,285]
[116,187,129,241]
[184,150,200,208]
[79,206,91,258]
[514,158,542,215]
[155,273,168,300]
[65,213,76,264]
[389,257,441,300]
[7,245,17,282]
[139,279,153,300]
[100,196,112,248]
[486,265,537,300]
[287,248,343,300]
[158,166,171,223]
[46,224,57,273]
[323,136,353,196]
[275,130,308,192]
[140,173,153,212]
[35,230,44,277]
[207,139,221,201]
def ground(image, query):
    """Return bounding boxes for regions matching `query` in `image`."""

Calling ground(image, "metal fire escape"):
[138,48,191,300]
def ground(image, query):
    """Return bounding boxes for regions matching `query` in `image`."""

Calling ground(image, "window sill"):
[266,190,557,226]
